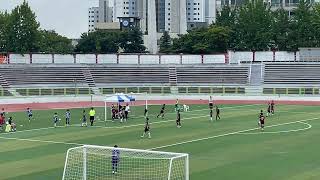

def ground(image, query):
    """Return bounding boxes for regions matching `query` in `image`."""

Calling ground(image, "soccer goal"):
[62,145,189,180]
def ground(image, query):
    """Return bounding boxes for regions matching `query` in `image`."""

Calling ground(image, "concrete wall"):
[140,55,159,64]
[76,54,96,64]
[182,55,202,64]
[118,55,139,64]
[6,52,301,64]
[203,55,225,64]
[160,55,181,64]
[97,54,117,64]
[32,54,52,64]
[9,54,30,64]
[54,55,75,64]
[229,51,299,63]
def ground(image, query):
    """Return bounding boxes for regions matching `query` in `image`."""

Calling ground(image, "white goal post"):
[62,145,189,180]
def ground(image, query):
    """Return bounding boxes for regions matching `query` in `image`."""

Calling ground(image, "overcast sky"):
[0,0,99,39]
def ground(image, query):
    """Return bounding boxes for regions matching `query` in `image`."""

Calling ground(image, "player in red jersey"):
[271,100,275,115]
[259,115,265,131]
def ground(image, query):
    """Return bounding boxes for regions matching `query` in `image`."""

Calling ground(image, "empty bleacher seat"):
[176,66,249,85]
[88,65,170,85]
[0,65,86,87]
[264,63,320,84]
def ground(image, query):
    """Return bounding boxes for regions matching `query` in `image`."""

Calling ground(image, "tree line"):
[0,1,146,54]
[160,0,320,54]
[1,0,320,54]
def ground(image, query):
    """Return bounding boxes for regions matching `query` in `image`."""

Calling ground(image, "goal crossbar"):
[62,145,189,180]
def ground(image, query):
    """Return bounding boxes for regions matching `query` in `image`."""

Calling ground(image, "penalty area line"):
[238,121,312,135]
[149,117,319,150]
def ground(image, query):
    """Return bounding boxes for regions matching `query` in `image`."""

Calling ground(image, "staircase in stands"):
[169,66,178,94]
[82,67,101,95]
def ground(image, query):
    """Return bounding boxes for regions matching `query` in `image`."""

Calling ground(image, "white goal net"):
[62,145,189,180]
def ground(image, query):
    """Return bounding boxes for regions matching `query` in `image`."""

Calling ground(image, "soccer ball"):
[59,118,61,121]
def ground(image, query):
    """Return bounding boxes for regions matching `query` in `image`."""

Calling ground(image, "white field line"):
[238,121,312,135]
[1,127,56,135]
[0,117,318,148]
[0,136,84,146]
[149,117,319,150]
[0,104,257,137]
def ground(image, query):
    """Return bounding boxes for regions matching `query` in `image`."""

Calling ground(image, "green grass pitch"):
[1,104,320,180]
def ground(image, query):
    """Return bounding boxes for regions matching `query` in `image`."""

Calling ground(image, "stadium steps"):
[81,67,101,95]
[0,73,10,89]
[169,66,177,86]
[249,64,263,86]
[0,73,21,96]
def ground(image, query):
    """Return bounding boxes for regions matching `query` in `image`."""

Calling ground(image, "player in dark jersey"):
[157,104,166,119]
[258,110,264,126]
[53,112,59,128]
[267,102,271,117]
[259,115,265,131]
[111,145,120,174]
[176,110,181,128]
[81,110,87,127]
[1,108,5,117]
[111,104,116,121]
[141,118,151,138]
[8,117,16,132]
[27,108,33,122]
[271,100,275,115]
[124,104,130,122]
[216,106,220,120]
[144,108,148,118]
[209,100,214,121]
[175,99,179,111]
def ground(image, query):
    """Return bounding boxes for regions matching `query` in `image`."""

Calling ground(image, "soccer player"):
[176,110,182,128]
[89,107,95,126]
[1,108,5,117]
[157,104,166,119]
[144,107,148,118]
[65,109,71,126]
[112,145,120,174]
[0,113,5,131]
[124,104,130,121]
[267,102,271,117]
[27,108,33,122]
[81,110,87,127]
[141,118,151,138]
[119,107,125,123]
[209,97,214,121]
[111,104,116,121]
[8,117,16,132]
[53,112,59,128]
[216,106,221,120]
[259,114,265,131]
[175,99,179,111]
[258,110,264,126]
[259,110,264,118]
[271,100,275,115]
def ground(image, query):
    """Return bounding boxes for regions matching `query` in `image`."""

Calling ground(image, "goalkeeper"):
[112,145,120,174]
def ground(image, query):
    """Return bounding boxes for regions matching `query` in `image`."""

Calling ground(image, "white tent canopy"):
[104,94,136,122]
[104,94,136,103]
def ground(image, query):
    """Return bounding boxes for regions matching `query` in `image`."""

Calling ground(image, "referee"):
[89,107,96,126]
